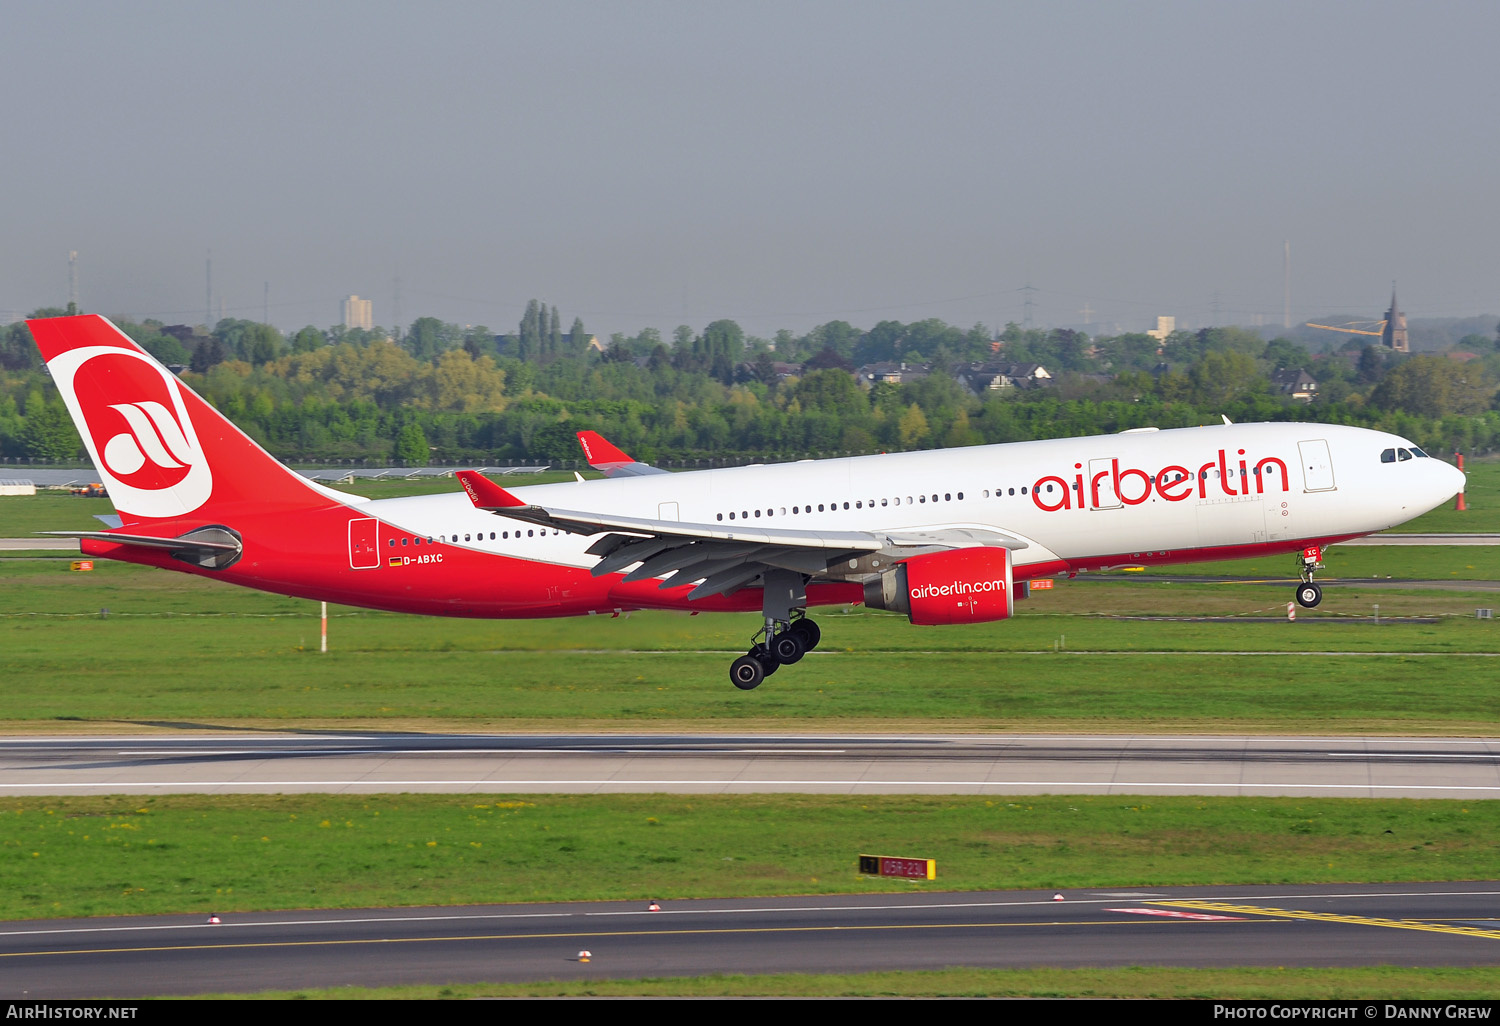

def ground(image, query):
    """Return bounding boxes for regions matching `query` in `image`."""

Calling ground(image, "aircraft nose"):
[1448,461,1468,498]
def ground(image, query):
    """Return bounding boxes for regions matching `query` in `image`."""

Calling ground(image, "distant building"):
[1146,316,1176,342]
[1382,288,1409,353]
[955,362,1053,394]
[1271,367,1318,402]
[855,362,930,387]
[342,295,374,331]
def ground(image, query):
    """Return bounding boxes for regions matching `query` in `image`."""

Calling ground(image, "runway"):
[4,883,1498,997]
[3,733,1498,798]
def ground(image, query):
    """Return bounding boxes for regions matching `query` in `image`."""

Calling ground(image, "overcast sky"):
[3,0,1496,339]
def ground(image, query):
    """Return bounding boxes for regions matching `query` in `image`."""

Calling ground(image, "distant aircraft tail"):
[28,315,342,527]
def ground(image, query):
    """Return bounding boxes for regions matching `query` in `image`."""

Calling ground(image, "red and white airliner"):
[30,315,1465,689]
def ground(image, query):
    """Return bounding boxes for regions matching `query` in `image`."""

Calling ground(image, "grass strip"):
[4,794,1497,921]
[192,965,1500,999]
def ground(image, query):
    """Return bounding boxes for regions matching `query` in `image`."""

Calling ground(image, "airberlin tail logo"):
[48,345,213,519]
[102,401,195,479]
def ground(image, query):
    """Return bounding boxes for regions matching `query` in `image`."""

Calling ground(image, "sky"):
[3,0,1497,340]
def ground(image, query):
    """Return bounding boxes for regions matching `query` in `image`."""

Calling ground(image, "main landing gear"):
[1295,544,1324,608]
[728,569,820,690]
[729,617,822,690]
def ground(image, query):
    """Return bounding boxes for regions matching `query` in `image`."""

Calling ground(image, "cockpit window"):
[1380,448,1396,463]
[1397,448,1412,461]
[1411,446,1429,458]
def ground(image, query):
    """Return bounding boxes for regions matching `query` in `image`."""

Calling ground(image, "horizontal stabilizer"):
[39,527,243,569]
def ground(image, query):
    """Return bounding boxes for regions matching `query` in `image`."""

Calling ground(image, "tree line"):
[2,303,1498,467]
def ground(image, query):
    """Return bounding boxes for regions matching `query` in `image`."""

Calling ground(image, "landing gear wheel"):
[756,651,780,676]
[771,631,806,665]
[730,655,765,690]
[789,618,820,651]
[1296,582,1322,608]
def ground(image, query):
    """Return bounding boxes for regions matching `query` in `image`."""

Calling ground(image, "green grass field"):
[205,967,1500,1000]
[1,554,1496,732]
[208,972,1500,1002]
[4,794,1496,920]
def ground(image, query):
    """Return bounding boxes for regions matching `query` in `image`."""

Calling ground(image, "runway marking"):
[4,889,1499,941]
[1155,901,1500,941]
[115,748,848,756]
[1327,753,1500,759]
[0,917,1274,960]
[1109,908,1248,921]
[2,734,1494,746]
[4,780,1500,793]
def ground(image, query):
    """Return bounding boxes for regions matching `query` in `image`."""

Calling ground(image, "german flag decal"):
[388,556,404,567]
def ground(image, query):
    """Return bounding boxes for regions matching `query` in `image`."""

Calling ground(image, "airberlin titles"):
[908,576,1008,600]
[1032,447,1290,512]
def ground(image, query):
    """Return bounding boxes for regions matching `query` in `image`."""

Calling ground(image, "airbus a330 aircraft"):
[31,315,1465,689]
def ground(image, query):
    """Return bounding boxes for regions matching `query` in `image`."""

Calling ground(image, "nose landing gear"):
[1295,544,1324,608]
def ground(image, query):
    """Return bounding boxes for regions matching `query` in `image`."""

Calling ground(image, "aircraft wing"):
[456,470,1026,599]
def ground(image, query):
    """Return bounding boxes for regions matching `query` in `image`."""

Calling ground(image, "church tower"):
[1382,287,1409,353]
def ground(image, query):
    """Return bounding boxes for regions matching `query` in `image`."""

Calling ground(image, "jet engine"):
[862,547,1013,625]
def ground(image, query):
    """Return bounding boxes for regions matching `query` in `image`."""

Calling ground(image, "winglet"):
[576,430,669,477]
[577,430,634,467]
[456,470,525,509]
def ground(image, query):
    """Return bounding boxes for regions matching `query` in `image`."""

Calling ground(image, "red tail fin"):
[28,315,340,526]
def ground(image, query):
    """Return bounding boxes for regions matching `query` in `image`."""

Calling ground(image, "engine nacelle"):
[862,547,1014,625]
